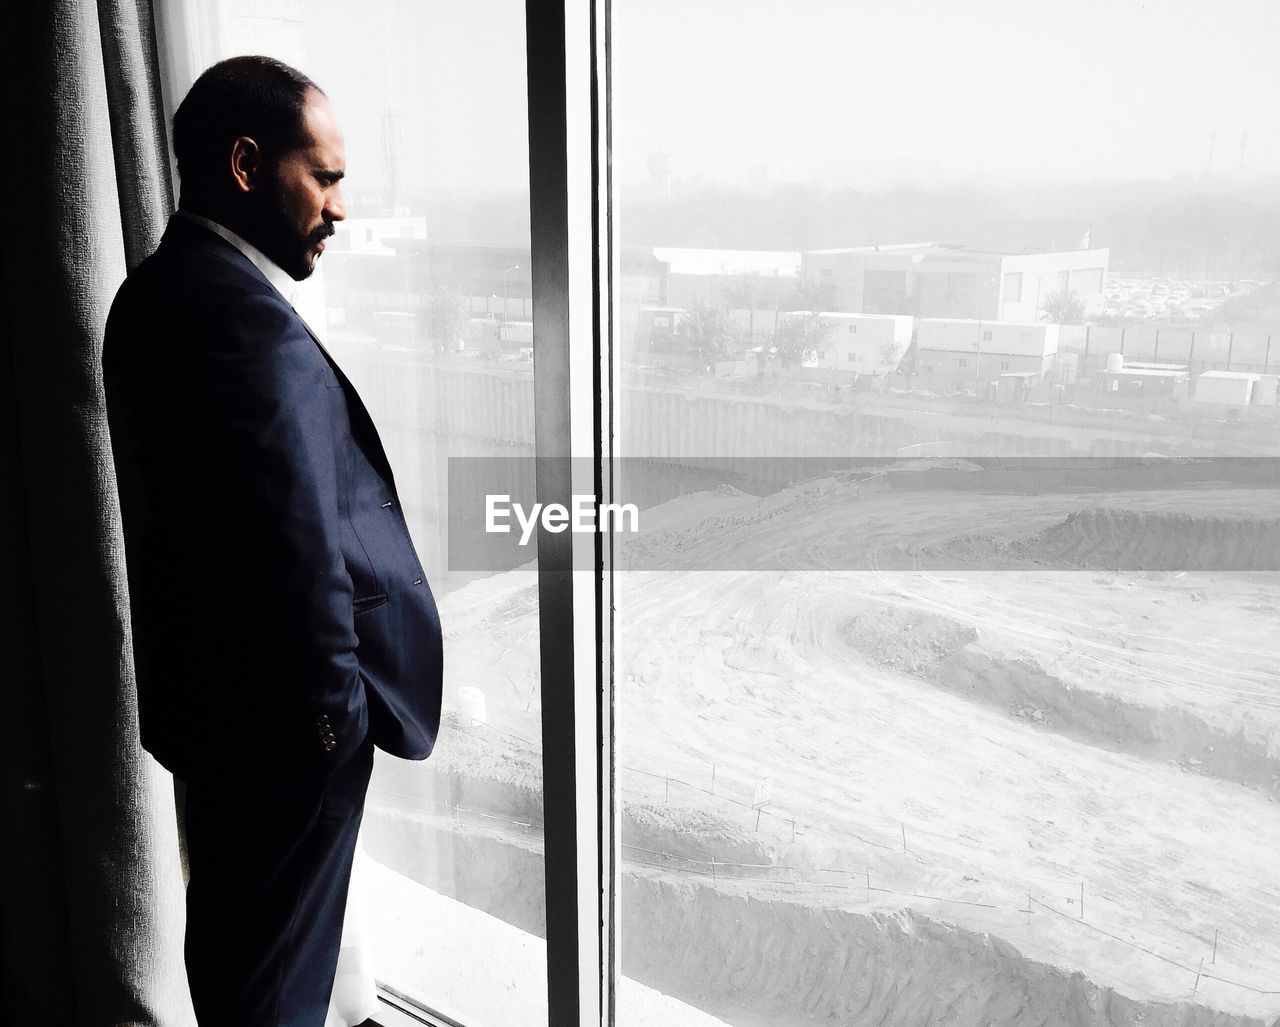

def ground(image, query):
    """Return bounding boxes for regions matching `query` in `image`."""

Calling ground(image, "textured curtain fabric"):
[0,1,193,1024]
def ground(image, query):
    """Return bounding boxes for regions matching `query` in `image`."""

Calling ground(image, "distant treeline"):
[391,177,1280,283]
[619,178,1280,281]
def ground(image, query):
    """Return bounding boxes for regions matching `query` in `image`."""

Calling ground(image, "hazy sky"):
[285,0,1279,193]
[611,0,1280,187]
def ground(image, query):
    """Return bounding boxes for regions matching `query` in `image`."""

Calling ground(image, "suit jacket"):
[103,215,442,784]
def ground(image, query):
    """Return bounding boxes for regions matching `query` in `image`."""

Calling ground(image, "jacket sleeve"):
[200,290,368,767]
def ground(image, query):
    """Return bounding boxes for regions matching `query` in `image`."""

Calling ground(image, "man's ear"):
[229,136,262,194]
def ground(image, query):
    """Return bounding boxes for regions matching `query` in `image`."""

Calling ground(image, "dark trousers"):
[182,738,375,1027]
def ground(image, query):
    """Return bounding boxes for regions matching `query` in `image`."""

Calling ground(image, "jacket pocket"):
[352,592,389,616]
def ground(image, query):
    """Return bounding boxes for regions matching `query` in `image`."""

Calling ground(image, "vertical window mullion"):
[594,1,619,1022]
[526,1,614,1025]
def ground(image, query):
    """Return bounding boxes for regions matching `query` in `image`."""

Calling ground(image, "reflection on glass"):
[615,1,1280,1024]
[222,1,546,1023]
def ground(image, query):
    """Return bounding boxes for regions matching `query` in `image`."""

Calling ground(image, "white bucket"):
[457,686,488,728]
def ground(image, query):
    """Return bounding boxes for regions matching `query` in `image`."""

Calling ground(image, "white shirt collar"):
[175,210,298,305]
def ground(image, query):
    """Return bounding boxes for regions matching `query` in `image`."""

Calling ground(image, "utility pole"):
[976,280,984,388]
[502,264,520,322]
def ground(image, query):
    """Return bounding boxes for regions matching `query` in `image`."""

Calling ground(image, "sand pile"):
[1027,509,1280,572]
[912,508,1280,572]
[841,607,977,675]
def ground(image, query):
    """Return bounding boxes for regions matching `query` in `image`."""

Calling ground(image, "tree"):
[427,281,467,351]
[770,278,838,369]
[676,301,739,361]
[774,311,832,368]
[1041,289,1086,325]
[879,339,905,372]
[724,272,763,341]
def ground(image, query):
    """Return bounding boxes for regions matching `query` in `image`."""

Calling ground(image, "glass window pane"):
[613,2,1280,1025]
[220,2,544,1023]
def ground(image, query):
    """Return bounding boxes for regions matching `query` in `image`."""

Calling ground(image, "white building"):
[801,240,1108,322]
[913,319,1059,390]
[803,312,913,375]
[654,247,800,330]
[500,320,534,346]
[1193,370,1280,406]
[330,215,429,255]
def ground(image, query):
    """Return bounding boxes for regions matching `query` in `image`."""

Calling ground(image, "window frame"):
[519,2,618,1025]
[372,5,619,1023]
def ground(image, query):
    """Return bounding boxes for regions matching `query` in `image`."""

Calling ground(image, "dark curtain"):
[0,1,193,1024]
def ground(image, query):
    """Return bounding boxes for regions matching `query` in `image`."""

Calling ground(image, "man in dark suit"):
[103,56,442,1026]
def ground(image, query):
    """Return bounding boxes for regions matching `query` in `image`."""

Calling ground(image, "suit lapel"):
[162,215,400,485]
[293,313,398,485]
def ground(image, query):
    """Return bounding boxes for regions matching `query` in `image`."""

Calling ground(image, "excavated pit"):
[362,781,1271,1027]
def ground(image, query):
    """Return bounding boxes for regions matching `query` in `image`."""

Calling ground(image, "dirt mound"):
[897,457,985,472]
[913,533,1030,568]
[623,877,1267,1026]
[624,800,779,870]
[935,649,1280,794]
[842,604,1280,793]
[1027,508,1280,572]
[842,607,978,675]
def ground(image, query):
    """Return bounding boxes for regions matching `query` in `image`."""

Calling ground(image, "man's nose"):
[326,189,346,223]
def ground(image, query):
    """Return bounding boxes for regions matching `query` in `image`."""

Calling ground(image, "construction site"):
[318,338,1280,1025]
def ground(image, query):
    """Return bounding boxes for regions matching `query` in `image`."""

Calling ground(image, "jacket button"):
[323,739,337,752]
[381,501,393,509]
[413,578,423,586]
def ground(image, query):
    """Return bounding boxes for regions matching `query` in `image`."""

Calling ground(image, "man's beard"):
[248,174,333,281]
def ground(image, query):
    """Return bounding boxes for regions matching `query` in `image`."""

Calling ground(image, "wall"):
[916,319,1058,358]
[911,262,1001,319]
[800,249,1002,318]
[1193,374,1254,406]
[914,348,1050,392]
[801,250,897,311]
[998,249,1111,322]
[808,314,913,374]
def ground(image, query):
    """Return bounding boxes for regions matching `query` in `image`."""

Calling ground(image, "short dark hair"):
[172,56,322,195]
